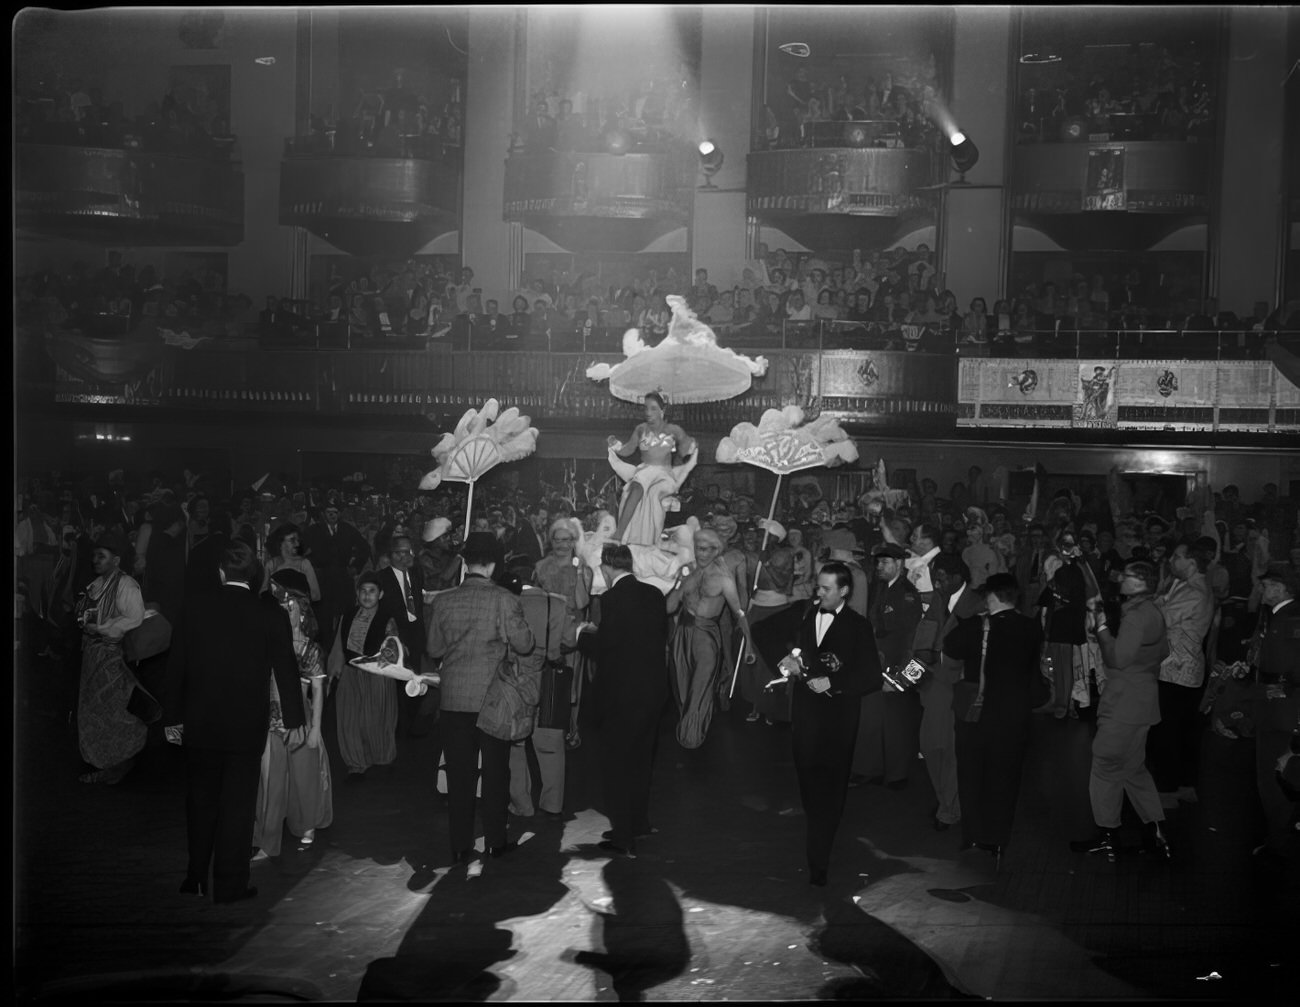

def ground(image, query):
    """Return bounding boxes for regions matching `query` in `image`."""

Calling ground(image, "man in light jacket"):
[1148,540,1214,806]
[1073,560,1171,860]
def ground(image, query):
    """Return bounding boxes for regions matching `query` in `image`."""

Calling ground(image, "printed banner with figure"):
[1083,146,1126,211]
[1074,362,1119,428]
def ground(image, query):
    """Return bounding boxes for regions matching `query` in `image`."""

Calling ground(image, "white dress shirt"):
[815,603,844,646]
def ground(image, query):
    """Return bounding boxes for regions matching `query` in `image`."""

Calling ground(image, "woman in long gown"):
[74,532,146,784]
[606,392,697,546]
[328,572,400,779]
[253,570,333,857]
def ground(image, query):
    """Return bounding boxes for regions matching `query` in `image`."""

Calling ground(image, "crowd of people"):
[16,432,1300,893]
[16,76,235,158]
[288,69,464,160]
[760,56,946,152]
[1017,38,1215,144]
[21,244,1300,357]
[17,253,252,340]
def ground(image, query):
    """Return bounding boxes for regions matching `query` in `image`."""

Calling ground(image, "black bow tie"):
[818,607,837,615]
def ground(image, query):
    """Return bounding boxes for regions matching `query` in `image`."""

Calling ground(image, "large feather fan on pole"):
[418,399,539,539]
[715,405,859,697]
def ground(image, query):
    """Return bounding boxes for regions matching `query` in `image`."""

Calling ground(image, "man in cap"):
[426,531,535,866]
[1250,564,1300,863]
[851,542,923,789]
[1073,561,1170,860]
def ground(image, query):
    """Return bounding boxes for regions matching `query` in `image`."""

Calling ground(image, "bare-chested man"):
[665,529,755,749]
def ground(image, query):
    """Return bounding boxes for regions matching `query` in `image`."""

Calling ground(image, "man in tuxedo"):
[1250,565,1300,863]
[376,535,427,736]
[164,541,304,904]
[853,543,922,788]
[913,554,985,832]
[302,502,371,649]
[508,503,548,566]
[775,561,881,886]
[581,544,670,857]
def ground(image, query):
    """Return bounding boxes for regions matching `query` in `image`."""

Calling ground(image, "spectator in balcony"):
[348,293,375,339]
[555,98,584,152]
[691,269,718,304]
[704,290,735,328]
[504,294,530,337]
[1088,275,1110,324]
[847,290,874,325]
[786,290,812,322]
[733,288,757,326]
[812,288,840,322]
[525,99,557,153]
[479,299,510,345]
[640,294,671,339]
[961,297,990,344]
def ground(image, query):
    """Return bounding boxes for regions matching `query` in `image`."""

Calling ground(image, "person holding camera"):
[776,561,882,886]
[1072,561,1170,860]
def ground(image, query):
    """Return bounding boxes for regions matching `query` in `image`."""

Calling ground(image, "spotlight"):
[698,139,724,187]
[948,130,979,181]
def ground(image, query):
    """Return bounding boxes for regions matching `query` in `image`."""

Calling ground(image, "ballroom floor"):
[14,635,1299,1002]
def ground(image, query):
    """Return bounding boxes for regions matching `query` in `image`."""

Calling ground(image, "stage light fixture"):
[698,140,724,187]
[948,130,979,181]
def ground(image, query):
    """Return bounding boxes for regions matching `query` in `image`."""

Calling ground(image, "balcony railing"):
[1011,140,1211,213]
[747,146,939,217]
[21,324,1297,436]
[503,149,695,221]
[15,143,245,245]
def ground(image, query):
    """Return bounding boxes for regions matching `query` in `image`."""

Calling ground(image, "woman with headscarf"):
[328,572,401,779]
[74,531,146,784]
[252,569,333,858]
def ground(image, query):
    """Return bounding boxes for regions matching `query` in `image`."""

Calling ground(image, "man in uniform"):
[1251,564,1300,863]
[851,543,923,788]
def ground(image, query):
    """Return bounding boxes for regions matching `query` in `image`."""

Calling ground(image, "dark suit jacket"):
[586,574,669,725]
[163,584,304,753]
[915,584,986,687]
[943,609,1045,728]
[868,575,922,670]
[376,564,426,657]
[789,602,882,766]
[508,523,546,565]
[302,520,370,582]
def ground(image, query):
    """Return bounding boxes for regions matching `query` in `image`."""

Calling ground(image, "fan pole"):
[458,479,476,584]
[728,472,782,700]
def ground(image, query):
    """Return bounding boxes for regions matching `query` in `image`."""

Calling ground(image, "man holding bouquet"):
[774,562,882,886]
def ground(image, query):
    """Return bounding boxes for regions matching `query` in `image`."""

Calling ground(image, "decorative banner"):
[1074,361,1118,428]
[959,358,1300,433]
[1083,146,1126,211]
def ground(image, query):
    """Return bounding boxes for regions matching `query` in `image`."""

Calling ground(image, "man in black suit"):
[375,534,427,737]
[773,561,882,886]
[164,541,305,904]
[302,501,371,648]
[508,503,548,566]
[581,544,670,857]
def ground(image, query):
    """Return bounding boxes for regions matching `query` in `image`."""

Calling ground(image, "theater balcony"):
[503,145,695,249]
[1011,141,1212,213]
[278,139,461,257]
[14,143,244,246]
[20,324,1297,442]
[746,123,941,248]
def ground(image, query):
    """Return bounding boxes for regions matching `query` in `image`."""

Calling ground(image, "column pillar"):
[691,8,754,288]
[1214,7,1288,314]
[939,8,1013,309]
[462,7,519,306]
